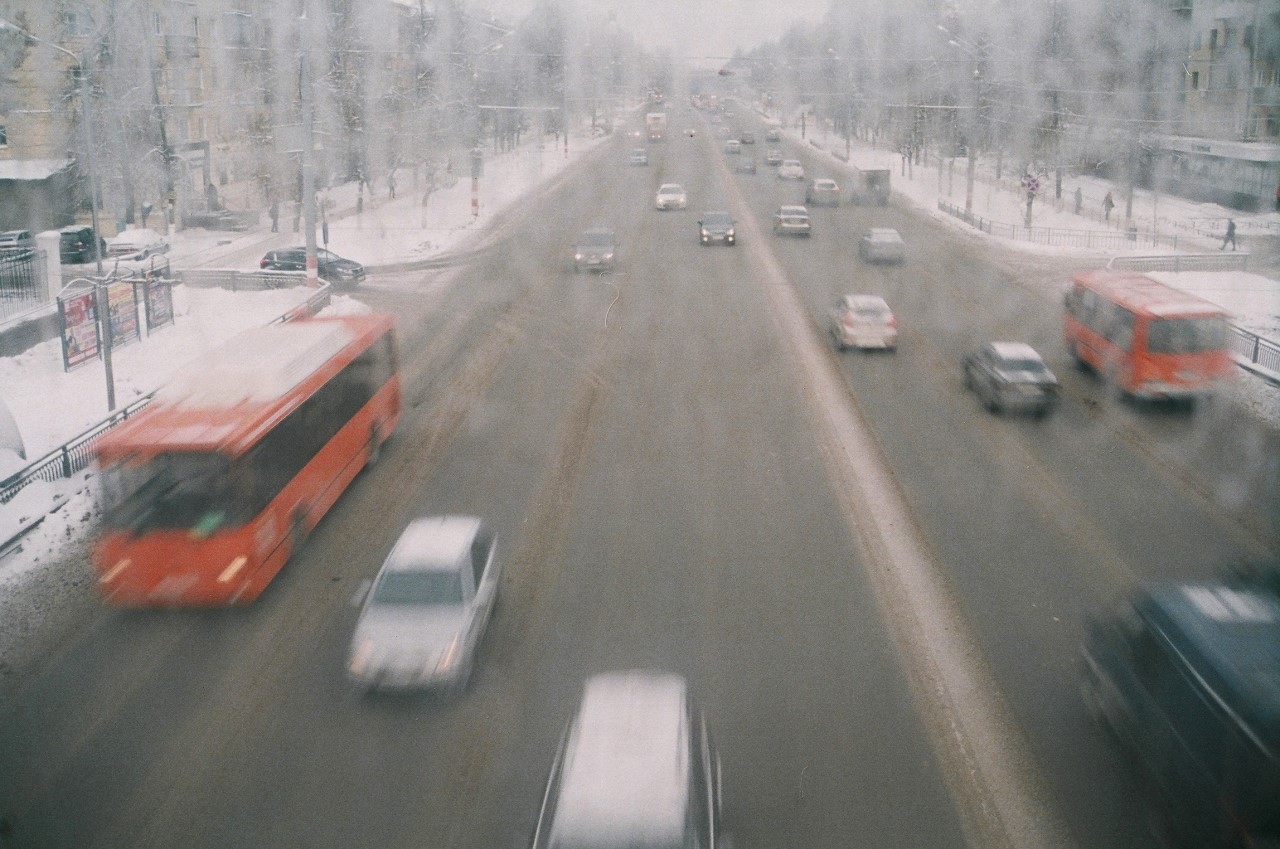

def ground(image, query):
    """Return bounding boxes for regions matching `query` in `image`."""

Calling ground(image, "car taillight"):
[887,315,897,328]
[259,258,269,268]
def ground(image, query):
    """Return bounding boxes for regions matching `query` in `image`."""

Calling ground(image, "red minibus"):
[1064,270,1232,401]
[92,313,400,605]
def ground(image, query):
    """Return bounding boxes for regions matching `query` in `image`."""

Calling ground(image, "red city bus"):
[1063,270,1233,402]
[92,313,400,606]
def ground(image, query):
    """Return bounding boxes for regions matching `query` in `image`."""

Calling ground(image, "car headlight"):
[701,228,710,237]
[726,229,734,238]
[603,252,614,261]
[435,635,462,677]
[575,252,584,261]
[349,639,376,676]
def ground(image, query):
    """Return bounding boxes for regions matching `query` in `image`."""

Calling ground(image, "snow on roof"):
[386,516,479,573]
[154,321,356,409]
[990,341,1043,362]
[0,158,73,181]
[551,672,691,847]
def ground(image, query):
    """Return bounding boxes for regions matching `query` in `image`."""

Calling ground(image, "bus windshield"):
[100,452,242,533]
[1147,316,1228,354]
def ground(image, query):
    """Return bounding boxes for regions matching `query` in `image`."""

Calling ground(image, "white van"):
[530,671,723,849]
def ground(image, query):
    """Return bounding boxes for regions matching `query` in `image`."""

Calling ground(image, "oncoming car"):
[655,183,688,210]
[629,148,649,166]
[106,228,169,260]
[698,211,736,246]
[765,149,783,166]
[830,295,898,351]
[572,229,617,272]
[962,342,1060,416]
[347,516,501,692]
[858,228,905,263]
[773,205,811,237]
[259,247,367,288]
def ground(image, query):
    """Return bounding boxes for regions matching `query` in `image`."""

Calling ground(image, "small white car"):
[773,205,812,237]
[655,183,688,210]
[723,138,742,154]
[777,159,805,180]
[347,516,501,692]
[830,295,898,351]
[106,228,169,260]
[858,227,905,263]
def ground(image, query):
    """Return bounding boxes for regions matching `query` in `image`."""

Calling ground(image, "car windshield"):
[371,569,464,605]
[579,232,614,246]
[98,452,247,532]
[998,357,1047,373]
[703,214,732,226]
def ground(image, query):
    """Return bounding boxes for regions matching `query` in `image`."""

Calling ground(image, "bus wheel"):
[1069,341,1089,371]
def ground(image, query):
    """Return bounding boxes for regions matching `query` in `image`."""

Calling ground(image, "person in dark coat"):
[269,200,279,232]
[1222,218,1237,251]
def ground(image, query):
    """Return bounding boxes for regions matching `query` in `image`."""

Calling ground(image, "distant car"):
[58,226,107,264]
[698,211,736,246]
[723,138,742,154]
[347,515,501,692]
[655,183,688,210]
[0,230,36,259]
[858,227,905,263]
[778,159,805,180]
[735,158,758,174]
[773,205,812,237]
[765,128,782,142]
[764,149,783,166]
[805,178,841,207]
[629,148,649,166]
[259,246,367,288]
[106,228,169,260]
[962,342,1060,416]
[830,295,897,351]
[739,131,756,144]
[573,229,617,272]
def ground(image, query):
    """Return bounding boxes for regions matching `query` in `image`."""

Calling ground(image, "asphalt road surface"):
[0,103,1275,849]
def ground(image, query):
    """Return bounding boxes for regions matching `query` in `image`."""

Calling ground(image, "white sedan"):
[777,159,805,180]
[105,228,169,259]
[347,515,501,693]
[655,183,688,210]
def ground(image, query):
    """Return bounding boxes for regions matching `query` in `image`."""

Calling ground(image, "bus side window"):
[1106,308,1134,352]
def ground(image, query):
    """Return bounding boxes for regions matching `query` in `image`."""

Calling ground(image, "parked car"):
[58,226,107,264]
[735,158,757,174]
[347,515,501,692]
[858,227,905,263]
[764,149,783,166]
[259,247,367,288]
[723,138,742,154]
[655,183,688,210]
[773,205,812,237]
[805,178,841,206]
[105,228,169,260]
[698,211,736,245]
[0,229,36,258]
[962,342,1059,416]
[777,159,805,180]
[572,229,617,272]
[528,671,723,849]
[629,148,649,166]
[1080,569,1280,848]
[830,295,898,351]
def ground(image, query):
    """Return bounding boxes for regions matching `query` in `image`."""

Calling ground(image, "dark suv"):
[1080,567,1280,848]
[59,226,107,264]
[260,247,366,288]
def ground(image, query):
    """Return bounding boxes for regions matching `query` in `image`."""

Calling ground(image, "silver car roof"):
[550,672,692,847]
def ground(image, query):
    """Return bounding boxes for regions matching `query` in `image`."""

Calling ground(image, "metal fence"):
[180,268,307,291]
[1107,253,1251,272]
[937,200,1182,251]
[0,282,332,506]
[0,250,48,323]
[1228,325,1280,375]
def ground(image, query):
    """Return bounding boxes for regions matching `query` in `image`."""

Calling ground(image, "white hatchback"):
[777,159,805,180]
[655,183,688,210]
[830,294,898,351]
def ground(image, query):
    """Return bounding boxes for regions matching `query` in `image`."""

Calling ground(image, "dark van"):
[1080,572,1280,848]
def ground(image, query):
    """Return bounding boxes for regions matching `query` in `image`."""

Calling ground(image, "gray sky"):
[487,0,830,62]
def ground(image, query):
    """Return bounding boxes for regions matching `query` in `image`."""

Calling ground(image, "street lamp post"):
[0,20,104,274]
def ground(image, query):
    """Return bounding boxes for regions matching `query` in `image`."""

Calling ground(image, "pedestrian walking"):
[387,171,397,199]
[269,200,279,232]
[1103,191,1115,222]
[1222,218,1237,251]
[1073,187,1083,215]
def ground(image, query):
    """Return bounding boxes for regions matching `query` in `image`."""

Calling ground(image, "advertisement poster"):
[106,280,139,346]
[58,288,99,371]
[144,278,174,331]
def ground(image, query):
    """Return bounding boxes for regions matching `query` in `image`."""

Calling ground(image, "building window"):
[1191,71,1199,90]
[153,13,164,36]
[0,125,7,147]
[64,11,92,38]
[1209,29,1218,50]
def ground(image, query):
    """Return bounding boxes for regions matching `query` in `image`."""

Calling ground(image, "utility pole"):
[299,0,318,286]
